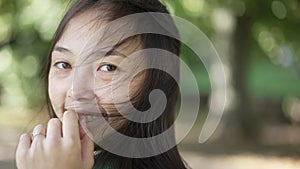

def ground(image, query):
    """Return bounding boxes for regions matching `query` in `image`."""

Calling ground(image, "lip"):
[77,115,108,140]
[63,106,123,140]
[64,101,107,115]
[78,114,112,141]
[65,103,100,113]
[64,107,108,117]
[64,103,122,118]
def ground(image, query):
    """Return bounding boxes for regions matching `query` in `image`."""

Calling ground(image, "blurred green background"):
[0,0,299,168]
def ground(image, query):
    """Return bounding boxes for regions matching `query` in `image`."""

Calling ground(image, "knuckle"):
[45,141,60,154]
[46,136,61,145]
[19,133,29,140]
[35,123,43,128]
[64,138,77,147]
[33,124,44,131]
[48,118,61,127]
[63,139,80,152]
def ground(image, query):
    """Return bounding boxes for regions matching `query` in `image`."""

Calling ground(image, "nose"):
[67,63,95,101]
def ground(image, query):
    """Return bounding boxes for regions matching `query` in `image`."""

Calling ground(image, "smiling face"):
[48,10,145,125]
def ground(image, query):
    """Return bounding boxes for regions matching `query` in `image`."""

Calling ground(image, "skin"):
[16,10,145,169]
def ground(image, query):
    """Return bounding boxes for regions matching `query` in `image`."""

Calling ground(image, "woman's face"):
[48,11,145,124]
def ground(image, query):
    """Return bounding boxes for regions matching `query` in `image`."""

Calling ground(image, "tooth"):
[83,116,86,121]
[89,116,93,122]
[82,116,86,122]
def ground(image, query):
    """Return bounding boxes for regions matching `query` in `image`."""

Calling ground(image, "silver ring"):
[31,131,44,138]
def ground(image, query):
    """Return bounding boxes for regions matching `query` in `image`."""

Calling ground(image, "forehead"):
[55,10,142,56]
[55,11,102,54]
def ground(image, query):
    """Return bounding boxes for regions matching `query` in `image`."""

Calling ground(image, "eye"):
[98,64,117,72]
[54,61,72,69]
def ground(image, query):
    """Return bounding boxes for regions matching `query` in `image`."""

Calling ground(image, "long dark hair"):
[44,0,188,168]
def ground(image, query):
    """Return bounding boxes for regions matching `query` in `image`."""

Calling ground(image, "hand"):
[16,110,94,169]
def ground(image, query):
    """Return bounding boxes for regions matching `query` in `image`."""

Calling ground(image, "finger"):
[62,110,80,140]
[31,124,46,139]
[81,134,94,168]
[17,133,31,152]
[31,124,46,145]
[16,133,31,165]
[79,118,89,139]
[47,118,62,139]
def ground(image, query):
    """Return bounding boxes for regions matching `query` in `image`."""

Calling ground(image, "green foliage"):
[0,0,65,108]
[0,0,299,110]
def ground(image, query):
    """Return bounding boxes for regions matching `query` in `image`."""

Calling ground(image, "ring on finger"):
[31,124,46,139]
[32,130,45,138]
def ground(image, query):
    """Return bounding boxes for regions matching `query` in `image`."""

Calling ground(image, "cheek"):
[129,75,144,95]
[94,73,145,107]
[128,72,145,101]
[93,79,114,103]
[48,76,70,119]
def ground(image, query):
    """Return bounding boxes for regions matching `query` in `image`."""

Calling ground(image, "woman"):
[16,0,188,168]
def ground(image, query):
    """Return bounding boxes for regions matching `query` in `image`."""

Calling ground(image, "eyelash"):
[53,61,117,72]
[54,61,71,69]
[97,64,118,72]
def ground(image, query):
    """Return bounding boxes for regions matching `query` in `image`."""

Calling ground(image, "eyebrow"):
[53,45,127,58]
[53,46,74,55]
[106,50,127,58]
